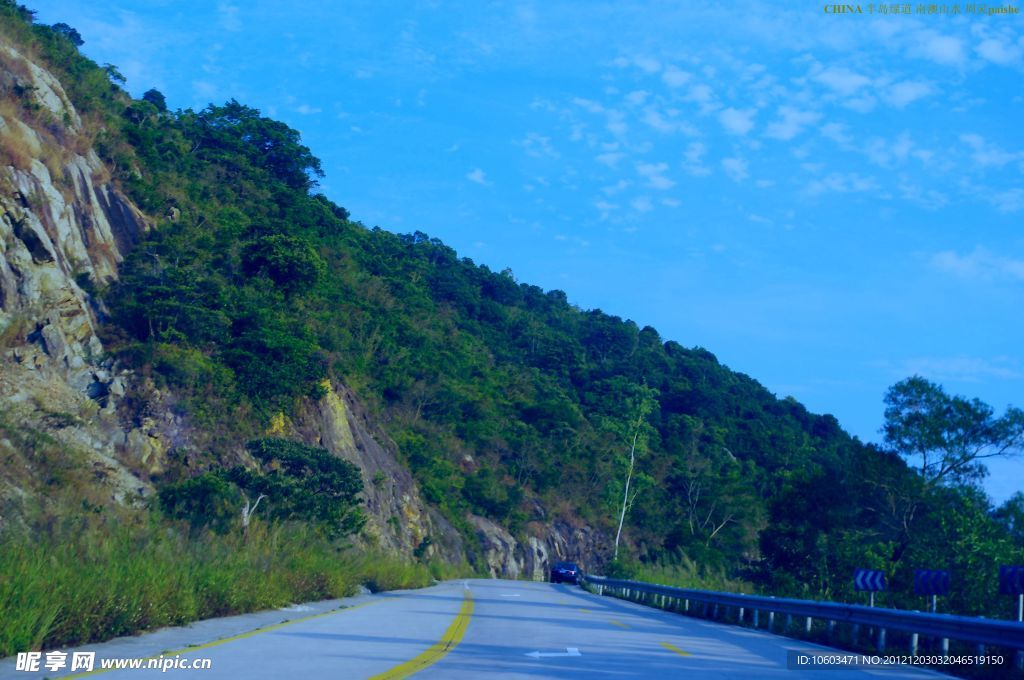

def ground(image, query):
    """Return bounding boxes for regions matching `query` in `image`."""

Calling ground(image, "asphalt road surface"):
[1,579,947,679]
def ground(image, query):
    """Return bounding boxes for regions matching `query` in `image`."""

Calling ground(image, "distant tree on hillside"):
[883,376,1024,486]
[142,88,167,112]
[50,22,83,46]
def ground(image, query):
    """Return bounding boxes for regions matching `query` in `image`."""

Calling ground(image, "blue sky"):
[28,2,1024,502]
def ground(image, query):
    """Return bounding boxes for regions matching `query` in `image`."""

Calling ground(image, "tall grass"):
[608,553,754,594]
[0,515,458,657]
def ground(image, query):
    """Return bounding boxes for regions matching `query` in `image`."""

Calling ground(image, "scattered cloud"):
[520,132,560,159]
[294,104,321,115]
[960,133,1023,168]
[882,80,933,108]
[930,246,1024,282]
[765,106,820,141]
[682,142,711,177]
[636,162,675,190]
[908,30,966,66]
[631,196,654,212]
[633,56,661,73]
[217,2,242,32]
[805,172,877,196]
[625,90,649,106]
[596,152,626,168]
[721,157,749,183]
[813,66,871,96]
[876,355,1023,383]
[662,65,691,88]
[466,168,490,185]
[719,107,757,136]
[975,36,1024,66]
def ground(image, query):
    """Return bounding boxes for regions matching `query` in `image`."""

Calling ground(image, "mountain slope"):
[2,3,1021,621]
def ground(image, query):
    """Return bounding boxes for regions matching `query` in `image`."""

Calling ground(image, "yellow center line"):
[661,641,692,657]
[370,588,474,680]
[578,608,593,613]
[65,601,379,678]
[608,619,630,629]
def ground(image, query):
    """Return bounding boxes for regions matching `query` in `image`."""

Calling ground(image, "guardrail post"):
[877,628,886,653]
[940,637,949,658]
[738,607,745,623]
[753,610,759,628]
[684,599,690,612]
[910,632,918,655]
[713,604,719,620]
[804,616,812,635]
[827,620,835,641]
[785,614,792,633]
[768,611,775,631]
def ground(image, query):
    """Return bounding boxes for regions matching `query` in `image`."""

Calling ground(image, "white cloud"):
[721,157,749,183]
[821,122,854,148]
[606,110,628,136]
[719,107,757,136]
[883,80,933,108]
[909,30,965,66]
[765,106,820,140]
[976,37,1024,66]
[217,2,242,32]
[683,142,711,176]
[813,66,871,96]
[625,90,649,106]
[661,198,681,208]
[662,65,692,88]
[865,133,914,168]
[596,152,626,168]
[573,97,605,114]
[989,188,1024,213]
[636,162,675,190]
[634,56,661,73]
[595,200,619,219]
[959,133,1023,168]
[805,172,877,195]
[520,132,560,159]
[466,168,490,185]
[601,179,631,195]
[685,84,716,113]
[642,108,678,134]
[879,355,1023,382]
[295,104,322,115]
[631,196,654,212]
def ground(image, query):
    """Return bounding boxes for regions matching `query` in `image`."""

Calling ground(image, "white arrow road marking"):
[500,594,521,597]
[525,648,582,659]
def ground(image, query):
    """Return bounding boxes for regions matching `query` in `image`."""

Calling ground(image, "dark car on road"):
[549,561,580,584]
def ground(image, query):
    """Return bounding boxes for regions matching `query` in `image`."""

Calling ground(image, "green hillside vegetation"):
[2,0,1023,650]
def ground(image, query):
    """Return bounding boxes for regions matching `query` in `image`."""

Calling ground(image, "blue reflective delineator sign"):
[913,569,950,596]
[854,569,886,592]
[999,566,1024,595]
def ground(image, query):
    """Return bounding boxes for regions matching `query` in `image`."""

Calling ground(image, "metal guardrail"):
[582,574,1024,654]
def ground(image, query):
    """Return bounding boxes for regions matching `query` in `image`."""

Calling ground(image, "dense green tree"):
[883,376,1024,486]
[228,439,365,537]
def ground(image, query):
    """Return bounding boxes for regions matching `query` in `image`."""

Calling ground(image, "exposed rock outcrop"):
[471,514,610,579]
[0,37,460,561]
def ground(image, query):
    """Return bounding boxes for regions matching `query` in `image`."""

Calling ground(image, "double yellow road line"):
[370,587,475,679]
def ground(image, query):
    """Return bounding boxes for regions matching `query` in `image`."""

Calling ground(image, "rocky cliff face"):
[0,39,455,560]
[0,37,608,576]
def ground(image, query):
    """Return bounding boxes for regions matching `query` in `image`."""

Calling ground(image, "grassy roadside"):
[0,515,466,657]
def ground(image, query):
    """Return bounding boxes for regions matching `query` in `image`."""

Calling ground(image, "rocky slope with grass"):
[0,34,468,565]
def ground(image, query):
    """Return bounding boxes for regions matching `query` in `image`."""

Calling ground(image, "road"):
[1,579,946,679]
